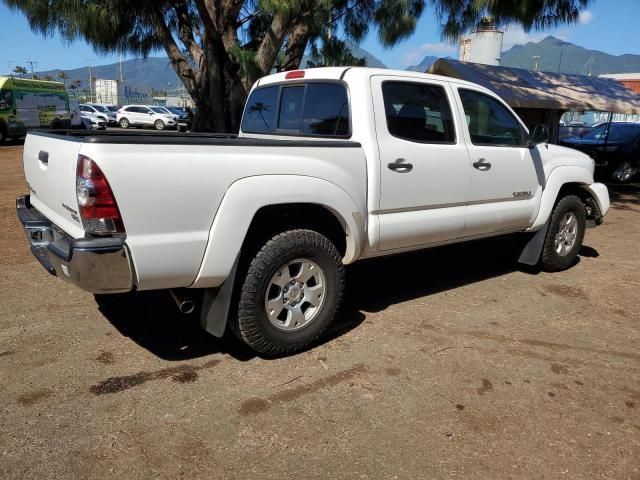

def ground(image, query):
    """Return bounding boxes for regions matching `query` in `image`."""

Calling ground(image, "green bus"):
[0,76,71,142]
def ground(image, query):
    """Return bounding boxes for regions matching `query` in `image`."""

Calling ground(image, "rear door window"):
[382,82,455,144]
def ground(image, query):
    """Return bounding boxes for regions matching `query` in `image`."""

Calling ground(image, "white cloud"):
[501,26,569,51]
[579,10,594,25]
[400,42,457,66]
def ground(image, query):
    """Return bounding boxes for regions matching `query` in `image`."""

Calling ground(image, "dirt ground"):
[0,143,638,479]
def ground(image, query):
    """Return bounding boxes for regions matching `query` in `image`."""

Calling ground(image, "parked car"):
[17,67,609,356]
[165,106,191,130]
[116,105,177,130]
[89,103,119,125]
[80,104,116,126]
[82,115,106,130]
[561,122,640,183]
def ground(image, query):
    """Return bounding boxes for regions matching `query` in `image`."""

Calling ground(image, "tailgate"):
[22,132,85,238]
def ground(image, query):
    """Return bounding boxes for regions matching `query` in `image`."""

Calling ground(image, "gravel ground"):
[0,143,638,479]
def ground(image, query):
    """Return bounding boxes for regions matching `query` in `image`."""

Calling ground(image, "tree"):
[3,0,592,132]
[58,71,68,86]
[42,74,54,81]
[69,79,81,97]
[13,65,27,78]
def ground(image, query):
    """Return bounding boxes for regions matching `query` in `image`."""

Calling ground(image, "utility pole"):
[26,60,38,79]
[87,59,93,102]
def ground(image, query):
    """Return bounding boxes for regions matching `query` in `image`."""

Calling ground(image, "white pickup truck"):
[17,67,610,355]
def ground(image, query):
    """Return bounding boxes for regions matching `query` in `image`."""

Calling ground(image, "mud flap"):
[199,256,239,337]
[518,220,550,266]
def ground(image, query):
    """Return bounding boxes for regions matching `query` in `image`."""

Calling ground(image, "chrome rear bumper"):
[16,195,133,293]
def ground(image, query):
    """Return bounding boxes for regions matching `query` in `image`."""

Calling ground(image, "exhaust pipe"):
[169,289,195,315]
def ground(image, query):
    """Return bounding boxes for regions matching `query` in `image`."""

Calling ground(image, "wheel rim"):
[613,161,633,182]
[120,119,128,128]
[155,120,164,129]
[264,258,326,331]
[554,212,579,256]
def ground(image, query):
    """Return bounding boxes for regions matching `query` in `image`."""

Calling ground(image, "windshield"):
[150,107,167,114]
[91,105,109,113]
[106,105,118,112]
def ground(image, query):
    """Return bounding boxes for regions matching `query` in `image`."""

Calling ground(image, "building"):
[94,79,124,105]
[428,59,640,143]
[458,17,504,66]
[600,73,640,93]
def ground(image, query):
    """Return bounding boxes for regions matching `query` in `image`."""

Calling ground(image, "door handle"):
[387,159,413,173]
[473,158,491,171]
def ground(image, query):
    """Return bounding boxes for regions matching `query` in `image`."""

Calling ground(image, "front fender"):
[190,175,366,289]
[529,166,594,231]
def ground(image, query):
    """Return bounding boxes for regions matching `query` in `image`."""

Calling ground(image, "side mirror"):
[529,124,549,147]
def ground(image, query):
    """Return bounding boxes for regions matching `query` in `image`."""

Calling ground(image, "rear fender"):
[190,175,365,289]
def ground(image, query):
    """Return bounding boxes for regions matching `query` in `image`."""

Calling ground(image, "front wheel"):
[119,118,129,129]
[610,160,635,184]
[235,229,345,356]
[539,195,586,272]
[154,119,165,130]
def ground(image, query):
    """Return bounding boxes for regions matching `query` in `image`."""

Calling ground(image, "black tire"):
[154,119,165,130]
[0,127,5,144]
[540,195,586,272]
[119,118,129,129]
[609,160,635,184]
[234,229,345,356]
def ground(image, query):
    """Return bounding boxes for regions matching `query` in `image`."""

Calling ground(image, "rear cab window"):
[242,82,350,138]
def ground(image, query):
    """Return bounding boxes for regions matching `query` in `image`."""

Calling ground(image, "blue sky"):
[1,0,638,73]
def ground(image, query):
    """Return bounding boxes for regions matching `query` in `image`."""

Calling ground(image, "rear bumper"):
[16,195,134,294]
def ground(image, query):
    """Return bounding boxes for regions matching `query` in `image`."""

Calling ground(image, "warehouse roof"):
[428,59,640,114]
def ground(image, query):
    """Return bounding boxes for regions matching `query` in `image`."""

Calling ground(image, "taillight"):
[285,70,305,79]
[76,155,125,235]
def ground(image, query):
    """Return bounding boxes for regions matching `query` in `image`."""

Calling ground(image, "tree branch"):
[150,11,198,94]
[254,10,292,78]
[172,1,204,69]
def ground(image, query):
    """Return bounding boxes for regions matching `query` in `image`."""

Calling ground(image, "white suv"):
[80,104,115,125]
[116,105,177,130]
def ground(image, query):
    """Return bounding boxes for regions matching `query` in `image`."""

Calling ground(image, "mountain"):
[405,55,440,72]
[501,36,640,76]
[36,57,183,92]
[36,42,386,92]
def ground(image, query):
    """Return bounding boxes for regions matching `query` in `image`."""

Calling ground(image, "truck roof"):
[255,66,483,90]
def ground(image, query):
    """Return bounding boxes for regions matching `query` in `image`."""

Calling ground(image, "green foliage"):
[13,65,27,77]
[2,0,594,131]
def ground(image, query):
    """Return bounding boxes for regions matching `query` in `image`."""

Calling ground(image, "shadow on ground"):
[96,234,600,361]
[606,182,640,208]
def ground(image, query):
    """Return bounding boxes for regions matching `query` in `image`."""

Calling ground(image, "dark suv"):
[562,122,640,183]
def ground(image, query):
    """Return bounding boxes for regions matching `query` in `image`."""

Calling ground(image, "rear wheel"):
[234,229,345,356]
[119,118,129,129]
[154,119,165,130]
[539,195,586,272]
[610,160,635,184]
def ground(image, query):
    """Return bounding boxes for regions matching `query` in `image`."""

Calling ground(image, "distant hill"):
[36,57,183,92]
[501,36,640,75]
[405,55,440,72]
